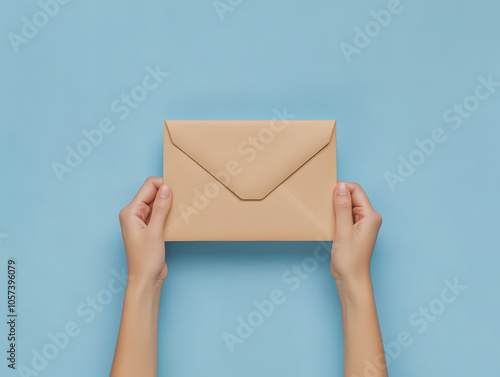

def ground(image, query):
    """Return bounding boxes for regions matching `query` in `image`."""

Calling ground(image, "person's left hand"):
[119,177,172,286]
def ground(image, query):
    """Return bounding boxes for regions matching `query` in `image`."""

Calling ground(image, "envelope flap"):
[165,120,335,200]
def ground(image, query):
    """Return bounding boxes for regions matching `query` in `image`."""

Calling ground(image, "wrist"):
[122,277,163,321]
[126,277,164,298]
[335,273,373,301]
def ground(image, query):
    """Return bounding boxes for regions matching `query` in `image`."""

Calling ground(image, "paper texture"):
[163,120,337,241]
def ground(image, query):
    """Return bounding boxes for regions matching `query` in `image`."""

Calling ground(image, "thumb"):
[334,182,353,236]
[148,184,172,234]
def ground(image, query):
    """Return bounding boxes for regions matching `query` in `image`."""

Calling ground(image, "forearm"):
[338,276,388,377]
[110,279,163,377]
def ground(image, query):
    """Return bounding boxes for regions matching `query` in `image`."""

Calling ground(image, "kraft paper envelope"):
[163,120,337,241]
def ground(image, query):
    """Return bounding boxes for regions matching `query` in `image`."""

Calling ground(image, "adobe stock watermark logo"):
[17,268,128,377]
[178,107,296,225]
[384,74,499,192]
[51,64,169,183]
[222,240,331,354]
[339,0,417,63]
[213,0,243,21]
[7,0,73,54]
[353,277,467,377]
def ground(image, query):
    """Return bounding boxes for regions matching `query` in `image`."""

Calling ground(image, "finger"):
[148,184,172,234]
[344,182,382,231]
[345,182,373,209]
[334,181,353,235]
[130,177,164,206]
[345,182,374,220]
[144,201,155,224]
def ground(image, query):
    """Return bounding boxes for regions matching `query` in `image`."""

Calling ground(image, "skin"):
[110,177,171,377]
[110,178,387,377]
[332,182,388,377]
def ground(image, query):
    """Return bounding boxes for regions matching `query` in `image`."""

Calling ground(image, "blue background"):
[1,0,499,376]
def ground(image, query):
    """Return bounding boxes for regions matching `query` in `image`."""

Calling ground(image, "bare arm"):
[331,182,388,377]
[110,280,163,377]
[110,177,172,377]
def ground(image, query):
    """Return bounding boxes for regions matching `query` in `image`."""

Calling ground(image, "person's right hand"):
[330,182,382,292]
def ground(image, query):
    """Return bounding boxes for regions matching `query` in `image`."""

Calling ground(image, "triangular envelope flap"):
[165,120,335,200]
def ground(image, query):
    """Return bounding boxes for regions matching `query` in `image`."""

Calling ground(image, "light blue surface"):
[1,0,499,376]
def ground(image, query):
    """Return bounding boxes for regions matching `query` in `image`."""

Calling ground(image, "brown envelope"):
[163,119,337,241]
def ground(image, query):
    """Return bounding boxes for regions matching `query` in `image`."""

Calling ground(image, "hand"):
[331,182,382,292]
[119,177,172,286]
[331,182,388,377]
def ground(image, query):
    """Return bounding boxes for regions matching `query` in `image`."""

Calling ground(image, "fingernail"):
[159,185,170,199]
[338,182,347,196]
